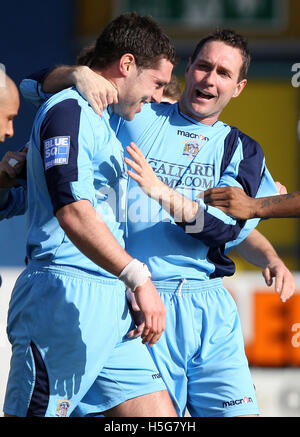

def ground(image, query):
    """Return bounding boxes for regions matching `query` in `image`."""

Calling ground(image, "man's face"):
[0,89,19,142]
[116,58,173,121]
[179,41,247,125]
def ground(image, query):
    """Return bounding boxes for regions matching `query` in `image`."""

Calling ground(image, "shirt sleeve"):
[0,187,27,220]
[19,68,54,107]
[177,133,278,248]
[39,98,96,214]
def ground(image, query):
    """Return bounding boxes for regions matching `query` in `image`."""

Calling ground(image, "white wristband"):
[119,259,151,292]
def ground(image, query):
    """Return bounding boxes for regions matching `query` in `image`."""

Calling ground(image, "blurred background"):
[0,0,300,416]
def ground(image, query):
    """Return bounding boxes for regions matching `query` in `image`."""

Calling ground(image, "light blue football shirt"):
[114,102,278,280]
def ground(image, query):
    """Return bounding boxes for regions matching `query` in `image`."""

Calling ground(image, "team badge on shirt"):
[183,141,200,158]
[44,136,70,170]
[56,399,72,417]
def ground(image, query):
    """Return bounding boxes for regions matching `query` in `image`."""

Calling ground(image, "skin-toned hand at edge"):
[204,186,300,219]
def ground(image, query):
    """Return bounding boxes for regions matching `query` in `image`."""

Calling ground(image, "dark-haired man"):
[14,29,293,417]
[3,12,178,418]
[117,30,285,417]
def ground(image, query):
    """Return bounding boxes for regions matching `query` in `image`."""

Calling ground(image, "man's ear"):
[119,53,136,76]
[233,78,247,98]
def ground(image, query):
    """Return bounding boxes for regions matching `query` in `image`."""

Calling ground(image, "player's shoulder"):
[43,87,86,110]
[40,87,103,125]
[227,124,263,154]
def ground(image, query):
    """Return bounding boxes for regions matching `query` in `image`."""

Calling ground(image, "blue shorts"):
[148,278,259,417]
[4,265,166,417]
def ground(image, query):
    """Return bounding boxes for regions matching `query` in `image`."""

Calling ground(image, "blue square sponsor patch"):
[44,136,70,170]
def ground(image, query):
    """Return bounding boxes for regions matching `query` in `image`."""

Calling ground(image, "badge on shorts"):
[44,136,70,170]
[56,399,72,417]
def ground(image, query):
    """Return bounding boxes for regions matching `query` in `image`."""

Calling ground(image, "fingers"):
[204,186,244,202]
[262,267,273,287]
[88,93,104,116]
[126,143,144,162]
[278,272,296,303]
[127,316,165,347]
[133,280,166,346]
[141,314,162,347]
[124,156,141,174]
[274,271,284,295]
[79,88,116,116]
[75,67,118,116]
[265,263,296,303]
[127,323,145,339]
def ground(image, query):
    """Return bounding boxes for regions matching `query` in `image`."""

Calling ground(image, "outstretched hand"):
[204,186,256,220]
[125,142,165,199]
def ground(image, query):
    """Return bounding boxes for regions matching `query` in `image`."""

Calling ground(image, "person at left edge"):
[0,69,27,287]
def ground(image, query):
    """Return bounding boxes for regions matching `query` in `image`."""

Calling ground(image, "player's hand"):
[125,142,165,200]
[262,258,295,303]
[72,66,118,116]
[127,279,166,347]
[204,186,256,219]
[126,288,145,338]
[0,149,27,188]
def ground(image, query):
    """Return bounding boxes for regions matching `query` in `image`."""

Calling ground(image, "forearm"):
[235,228,278,268]
[42,65,86,94]
[57,199,133,276]
[125,142,199,222]
[152,183,199,223]
[253,192,300,218]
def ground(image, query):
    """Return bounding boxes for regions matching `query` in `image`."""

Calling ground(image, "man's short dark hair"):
[190,29,251,81]
[77,12,177,70]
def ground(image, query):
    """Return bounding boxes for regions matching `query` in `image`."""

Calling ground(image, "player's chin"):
[123,113,135,121]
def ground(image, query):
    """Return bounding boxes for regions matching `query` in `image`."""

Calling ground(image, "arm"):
[125,142,199,223]
[57,199,166,346]
[57,199,132,276]
[204,186,300,219]
[125,138,277,248]
[43,65,118,116]
[235,228,295,302]
[20,65,118,115]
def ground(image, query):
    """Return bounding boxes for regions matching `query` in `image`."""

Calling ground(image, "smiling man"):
[180,39,247,124]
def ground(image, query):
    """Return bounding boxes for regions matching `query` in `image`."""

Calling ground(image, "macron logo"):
[223,396,253,408]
